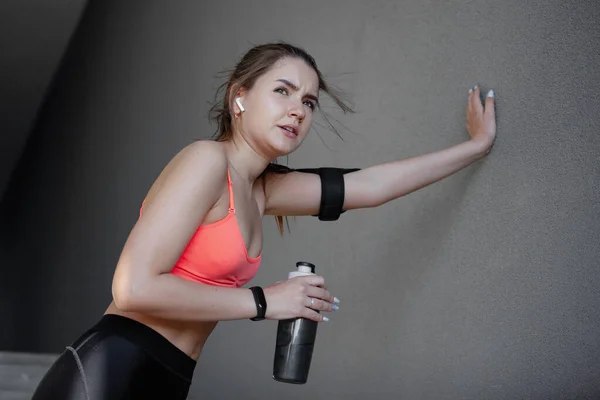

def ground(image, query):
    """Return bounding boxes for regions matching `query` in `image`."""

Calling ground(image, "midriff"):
[104,301,216,360]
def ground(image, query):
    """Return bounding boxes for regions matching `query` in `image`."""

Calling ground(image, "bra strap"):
[227,169,235,214]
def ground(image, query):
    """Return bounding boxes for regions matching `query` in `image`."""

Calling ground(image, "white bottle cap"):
[298,265,313,274]
[288,261,316,279]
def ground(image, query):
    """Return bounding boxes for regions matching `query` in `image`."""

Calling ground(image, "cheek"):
[249,97,285,127]
[300,113,313,134]
[257,92,281,112]
[266,95,288,115]
[244,107,274,137]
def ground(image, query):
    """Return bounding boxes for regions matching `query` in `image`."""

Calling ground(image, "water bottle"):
[272,261,320,384]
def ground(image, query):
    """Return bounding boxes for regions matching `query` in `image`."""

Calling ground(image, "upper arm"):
[263,170,322,217]
[263,167,373,217]
[113,141,227,296]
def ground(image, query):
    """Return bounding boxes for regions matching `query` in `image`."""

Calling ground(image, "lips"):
[278,125,298,137]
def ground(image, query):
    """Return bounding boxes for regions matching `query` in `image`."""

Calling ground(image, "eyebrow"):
[276,79,319,104]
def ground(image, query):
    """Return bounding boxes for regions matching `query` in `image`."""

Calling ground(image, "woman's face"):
[233,57,319,159]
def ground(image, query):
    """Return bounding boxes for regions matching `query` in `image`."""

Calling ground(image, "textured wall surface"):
[0,0,87,355]
[0,0,87,200]
[2,1,599,399]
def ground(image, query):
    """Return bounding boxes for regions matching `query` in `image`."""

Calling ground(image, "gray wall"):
[2,1,599,399]
[0,0,87,353]
[0,0,88,201]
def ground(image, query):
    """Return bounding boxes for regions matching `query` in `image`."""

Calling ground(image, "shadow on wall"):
[0,2,99,352]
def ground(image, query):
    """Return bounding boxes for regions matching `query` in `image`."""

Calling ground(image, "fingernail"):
[487,89,495,98]
[469,88,473,94]
[334,297,340,303]
[474,85,478,90]
[323,316,330,322]
[332,305,339,311]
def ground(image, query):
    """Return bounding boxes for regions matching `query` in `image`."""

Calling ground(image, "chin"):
[267,130,305,156]
[271,142,300,158]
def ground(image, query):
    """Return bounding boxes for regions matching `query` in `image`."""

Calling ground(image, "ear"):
[235,97,245,112]
[230,85,248,115]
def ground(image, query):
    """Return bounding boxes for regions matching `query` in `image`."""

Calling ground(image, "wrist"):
[242,288,259,319]
[468,138,491,158]
[248,286,267,321]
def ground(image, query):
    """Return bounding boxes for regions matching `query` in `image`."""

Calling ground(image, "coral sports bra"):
[140,169,262,288]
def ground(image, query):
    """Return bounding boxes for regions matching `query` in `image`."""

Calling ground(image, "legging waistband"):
[73,314,196,381]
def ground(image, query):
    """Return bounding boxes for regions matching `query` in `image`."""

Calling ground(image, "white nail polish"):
[323,316,329,322]
[487,90,495,98]
[334,297,340,303]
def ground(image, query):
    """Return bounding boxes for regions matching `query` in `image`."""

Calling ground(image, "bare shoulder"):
[144,140,228,211]
[175,140,227,168]
[165,140,227,182]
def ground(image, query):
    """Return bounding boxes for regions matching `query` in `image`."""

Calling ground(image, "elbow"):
[363,188,388,209]
[112,288,133,312]
[345,179,385,210]
[112,278,135,312]
[367,181,401,207]
[111,269,149,312]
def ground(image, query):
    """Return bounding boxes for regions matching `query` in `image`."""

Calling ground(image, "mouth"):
[278,125,298,138]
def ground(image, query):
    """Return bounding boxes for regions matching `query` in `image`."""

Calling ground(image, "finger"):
[301,307,329,322]
[306,286,335,304]
[305,296,322,310]
[484,89,495,118]
[467,85,477,112]
[301,274,327,289]
[307,297,338,312]
[471,86,484,114]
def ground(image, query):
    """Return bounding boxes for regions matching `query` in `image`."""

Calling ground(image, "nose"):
[288,98,306,122]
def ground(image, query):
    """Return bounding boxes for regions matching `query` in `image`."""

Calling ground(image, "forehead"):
[259,57,319,92]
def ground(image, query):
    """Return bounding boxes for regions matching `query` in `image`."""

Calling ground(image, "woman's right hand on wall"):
[466,86,497,155]
[263,275,339,322]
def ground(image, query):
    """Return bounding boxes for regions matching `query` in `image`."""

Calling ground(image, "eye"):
[303,101,316,111]
[275,86,316,111]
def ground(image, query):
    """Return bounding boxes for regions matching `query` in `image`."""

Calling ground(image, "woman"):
[32,42,496,399]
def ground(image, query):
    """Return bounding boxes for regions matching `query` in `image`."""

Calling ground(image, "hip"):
[32,313,199,400]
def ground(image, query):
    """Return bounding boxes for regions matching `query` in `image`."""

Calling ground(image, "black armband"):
[295,167,361,221]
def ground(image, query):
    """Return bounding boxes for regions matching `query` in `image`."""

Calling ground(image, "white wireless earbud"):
[235,97,245,112]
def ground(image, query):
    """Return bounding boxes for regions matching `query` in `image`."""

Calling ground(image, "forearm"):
[113,273,257,322]
[355,139,486,206]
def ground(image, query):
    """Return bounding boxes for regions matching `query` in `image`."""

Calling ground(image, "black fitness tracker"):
[249,286,267,321]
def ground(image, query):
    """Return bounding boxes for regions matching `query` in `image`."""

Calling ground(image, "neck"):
[223,135,271,184]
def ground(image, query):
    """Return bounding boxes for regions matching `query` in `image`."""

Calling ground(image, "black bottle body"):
[273,317,319,384]
[272,262,319,384]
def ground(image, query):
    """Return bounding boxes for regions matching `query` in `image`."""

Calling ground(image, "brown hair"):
[208,41,354,234]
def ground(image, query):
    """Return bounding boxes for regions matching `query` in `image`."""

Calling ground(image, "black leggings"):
[31,314,196,400]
